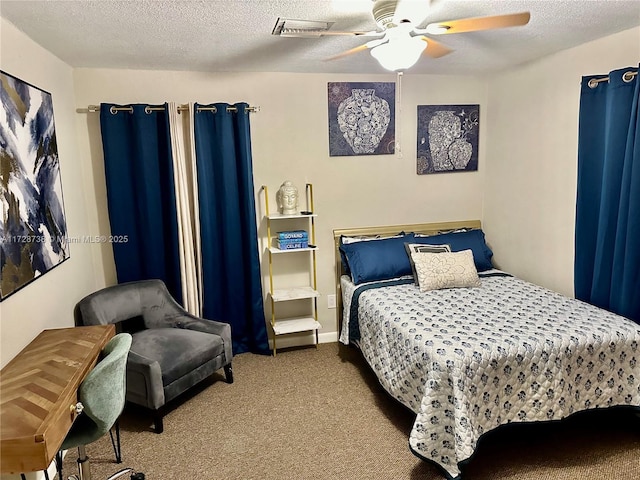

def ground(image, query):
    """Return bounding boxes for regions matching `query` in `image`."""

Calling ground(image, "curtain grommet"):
[622,71,635,83]
[109,106,118,115]
[587,78,599,89]
[144,106,153,114]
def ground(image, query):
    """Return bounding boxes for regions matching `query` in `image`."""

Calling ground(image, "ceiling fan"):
[272,0,531,71]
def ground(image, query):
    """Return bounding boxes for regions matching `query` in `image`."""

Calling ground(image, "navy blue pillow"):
[412,229,493,271]
[339,232,406,276]
[340,233,416,284]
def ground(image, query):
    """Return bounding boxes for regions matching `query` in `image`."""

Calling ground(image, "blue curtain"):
[193,103,270,354]
[575,65,639,323]
[99,103,182,304]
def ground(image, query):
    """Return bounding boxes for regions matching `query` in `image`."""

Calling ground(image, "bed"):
[333,220,640,479]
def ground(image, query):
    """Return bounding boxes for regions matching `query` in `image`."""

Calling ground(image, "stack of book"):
[276,230,308,250]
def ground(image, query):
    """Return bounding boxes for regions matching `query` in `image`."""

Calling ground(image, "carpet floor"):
[62,342,640,480]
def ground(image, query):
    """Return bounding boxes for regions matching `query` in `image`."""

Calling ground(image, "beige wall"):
[0,19,104,368]
[483,26,640,297]
[72,69,488,343]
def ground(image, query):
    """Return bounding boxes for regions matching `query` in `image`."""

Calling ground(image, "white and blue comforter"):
[340,273,640,479]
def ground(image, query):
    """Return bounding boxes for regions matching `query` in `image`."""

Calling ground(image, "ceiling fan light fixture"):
[370,36,427,71]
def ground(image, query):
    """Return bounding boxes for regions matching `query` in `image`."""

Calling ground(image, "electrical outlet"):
[327,294,336,309]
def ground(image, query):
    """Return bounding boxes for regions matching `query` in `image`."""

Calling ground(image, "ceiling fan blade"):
[420,37,453,58]
[325,44,369,61]
[425,11,530,35]
[322,30,382,36]
[278,29,382,38]
[325,38,388,61]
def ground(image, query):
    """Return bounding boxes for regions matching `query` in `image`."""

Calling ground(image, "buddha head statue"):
[276,181,299,215]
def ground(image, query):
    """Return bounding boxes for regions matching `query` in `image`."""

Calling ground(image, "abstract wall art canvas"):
[0,71,69,301]
[417,104,479,174]
[328,82,395,156]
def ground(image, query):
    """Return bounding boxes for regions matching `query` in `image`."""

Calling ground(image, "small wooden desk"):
[0,325,115,475]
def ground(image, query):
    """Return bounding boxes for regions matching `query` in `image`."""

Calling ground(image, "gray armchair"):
[75,279,233,433]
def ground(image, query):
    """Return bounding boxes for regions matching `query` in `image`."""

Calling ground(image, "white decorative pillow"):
[405,243,451,282]
[413,227,471,237]
[411,249,481,292]
[405,243,452,254]
[340,233,404,244]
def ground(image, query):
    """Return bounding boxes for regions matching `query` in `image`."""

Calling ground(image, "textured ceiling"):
[1,0,639,75]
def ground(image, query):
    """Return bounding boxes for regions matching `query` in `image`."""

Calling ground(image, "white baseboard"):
[268,330,338,351]
[318,331,339,343]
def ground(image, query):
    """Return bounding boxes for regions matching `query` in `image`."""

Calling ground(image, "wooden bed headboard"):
[332,220,482,331]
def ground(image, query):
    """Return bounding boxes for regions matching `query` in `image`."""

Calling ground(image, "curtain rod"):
[81,104,260,114]
[587,70,637,88]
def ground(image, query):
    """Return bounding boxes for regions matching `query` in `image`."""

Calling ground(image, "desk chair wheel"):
[66,470,145,480]
[106,468,145,480]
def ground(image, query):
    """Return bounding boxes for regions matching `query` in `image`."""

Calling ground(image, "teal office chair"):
[53,333,143,480]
